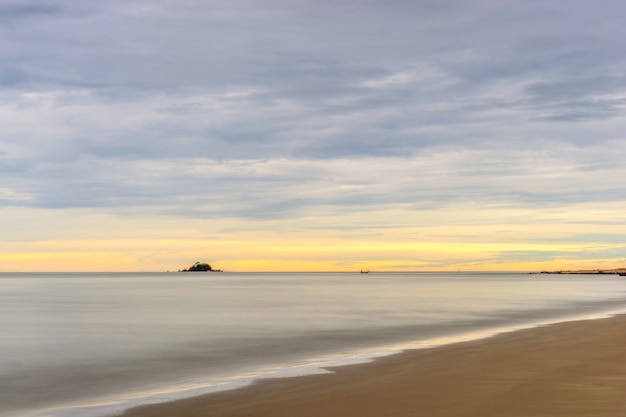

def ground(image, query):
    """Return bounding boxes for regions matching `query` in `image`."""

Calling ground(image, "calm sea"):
[2,272,626,417]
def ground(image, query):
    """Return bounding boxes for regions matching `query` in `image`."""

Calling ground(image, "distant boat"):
[618,272,626,276]
[360,270,369,274]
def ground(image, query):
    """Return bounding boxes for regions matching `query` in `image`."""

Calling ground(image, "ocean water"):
[2,271,626,417]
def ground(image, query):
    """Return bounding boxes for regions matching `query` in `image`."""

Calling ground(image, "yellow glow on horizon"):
[2,205,625,272]
[1,236,623,272]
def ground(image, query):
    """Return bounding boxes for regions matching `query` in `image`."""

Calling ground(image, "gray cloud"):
[0,3,62,19]
[2,0,626,222]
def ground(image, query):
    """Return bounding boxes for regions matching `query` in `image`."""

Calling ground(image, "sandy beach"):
[123,314,626,417]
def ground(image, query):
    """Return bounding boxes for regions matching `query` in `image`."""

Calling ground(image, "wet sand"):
[123,314,626,417]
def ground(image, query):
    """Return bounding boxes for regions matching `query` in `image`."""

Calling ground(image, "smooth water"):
[2,272,626,417]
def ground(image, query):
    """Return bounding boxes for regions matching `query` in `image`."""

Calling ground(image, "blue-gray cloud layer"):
[1,0,626,216]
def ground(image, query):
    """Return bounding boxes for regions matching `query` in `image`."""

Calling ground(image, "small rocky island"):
[179,262,222,272]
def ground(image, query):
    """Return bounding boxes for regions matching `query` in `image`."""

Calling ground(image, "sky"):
[1,0,626,272]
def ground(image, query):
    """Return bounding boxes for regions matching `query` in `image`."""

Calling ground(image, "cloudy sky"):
[2,0,626,272]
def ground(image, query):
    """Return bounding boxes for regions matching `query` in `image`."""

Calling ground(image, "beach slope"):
[124,315,626,417]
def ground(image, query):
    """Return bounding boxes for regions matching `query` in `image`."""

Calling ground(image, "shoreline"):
[122,313,626,417]
[537,267,626,275]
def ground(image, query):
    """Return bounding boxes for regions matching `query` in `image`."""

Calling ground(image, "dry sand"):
[123,314,626,417]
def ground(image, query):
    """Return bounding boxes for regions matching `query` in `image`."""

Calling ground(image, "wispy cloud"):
[0,187,32,201]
